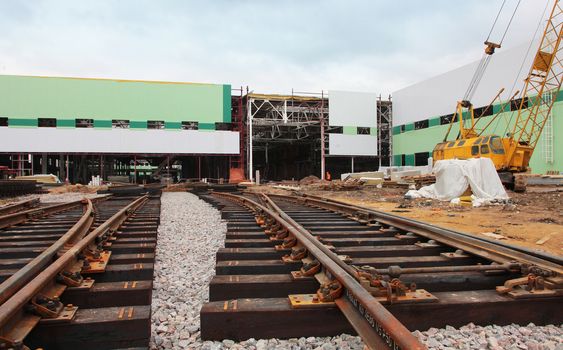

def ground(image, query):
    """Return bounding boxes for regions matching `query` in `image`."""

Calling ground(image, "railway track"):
[0,194,161,350]
[199,191,562,350]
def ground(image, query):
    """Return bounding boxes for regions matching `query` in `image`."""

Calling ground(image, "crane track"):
[0,194,161,350]
[198,191,562,350]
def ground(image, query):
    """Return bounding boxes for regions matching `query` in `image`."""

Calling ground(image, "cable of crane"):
[486,0,508,42]
[499,0,552,136]
[463,0,522,103]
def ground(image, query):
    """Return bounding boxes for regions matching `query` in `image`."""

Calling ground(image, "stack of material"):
[341,171,384,181]
[299,175,321,185]
[401,174,436,189]
[405,158,509,206]
[0,180,41,197]
[15,174,60,184]
[318,178,362,191]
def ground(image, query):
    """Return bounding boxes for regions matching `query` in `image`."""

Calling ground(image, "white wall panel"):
[328,134,377,156]
[393,42,536,125]
[329,90,378,127]
[0,128,239,154]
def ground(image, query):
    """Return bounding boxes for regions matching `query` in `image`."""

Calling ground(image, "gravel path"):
[151,192,562,350]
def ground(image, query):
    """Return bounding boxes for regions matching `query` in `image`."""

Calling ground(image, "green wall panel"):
[404,123,414,132]
[370,127,377,135]
[405,154,415,166]
[56,119,74,128]
[393,101,563,174]
[8,118,37,127]
[0,75,230,124]
[392,126,402,135]
[343,126,356,135]
[199,123,215,131]
[393,154,402,166]
[130,121,148,129]
[165,121,182,130]
[429,117,440,127]
[94,120,112,128]
[222,85,232,122]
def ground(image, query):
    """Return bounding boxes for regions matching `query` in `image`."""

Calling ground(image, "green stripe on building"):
[429,117,440,127]
[223,85,232,122]
[56,119,74,127]
[199,123,215,131]
[343,126,356,135]
[130,121,147,129]
[94,120,112,128]
[165,121,182,130]
[404,123,414,132]
[9,118,38,127]
[392,125,402,135]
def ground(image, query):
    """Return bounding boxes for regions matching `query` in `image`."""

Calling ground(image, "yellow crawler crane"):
[433,0,563,191]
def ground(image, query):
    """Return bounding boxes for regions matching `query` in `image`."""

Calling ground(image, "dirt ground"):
[250,184,562,257]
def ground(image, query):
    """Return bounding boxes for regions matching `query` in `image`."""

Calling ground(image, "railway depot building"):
[0,42,560,183]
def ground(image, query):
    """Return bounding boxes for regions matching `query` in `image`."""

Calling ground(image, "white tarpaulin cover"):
[405,158,509,203]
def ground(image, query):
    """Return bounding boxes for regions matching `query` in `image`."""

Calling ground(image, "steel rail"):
[0,199,40,216]
[213,192,426,350]
[0,195,148,344]
[298,193,563,265]
[269,193,563,276]
[0,199,95,305]
[0,195,110,230]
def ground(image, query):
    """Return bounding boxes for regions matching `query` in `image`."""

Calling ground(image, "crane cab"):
[432,135,508,170]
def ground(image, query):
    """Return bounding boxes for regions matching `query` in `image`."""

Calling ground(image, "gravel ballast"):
[151,192,562,350]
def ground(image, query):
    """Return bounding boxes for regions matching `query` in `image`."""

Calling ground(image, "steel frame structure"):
[245,90,393,181]
[246,92,328,181]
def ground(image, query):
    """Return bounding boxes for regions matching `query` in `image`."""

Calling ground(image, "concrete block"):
[390,169,422,181]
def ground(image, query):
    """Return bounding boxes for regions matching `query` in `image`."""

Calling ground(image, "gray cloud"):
[0,0,547,94]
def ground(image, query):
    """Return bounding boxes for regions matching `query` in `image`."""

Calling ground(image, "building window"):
[76,119,94,128]
[182,121,199,130]
[415,152,429,166]
[414,119,429,130]
[400,125,406,132]
[147,120,165,129]
[401,154,406,166]
[38,118,57,127]
[357,127,370,135]
[327,126,343,134]
[473,105,493,118]
[511,97,528,111]
[0,117,8,127]
[215,122,232,131]
[112,120,130,128]
[440,114,457,125]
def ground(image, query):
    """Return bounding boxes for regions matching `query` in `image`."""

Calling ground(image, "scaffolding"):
[377,96,393,167]
[246,91,328,181]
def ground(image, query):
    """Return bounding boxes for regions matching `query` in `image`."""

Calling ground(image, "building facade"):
[392,43,562,174]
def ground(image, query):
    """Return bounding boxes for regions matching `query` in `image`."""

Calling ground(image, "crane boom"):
[505,0,563,167]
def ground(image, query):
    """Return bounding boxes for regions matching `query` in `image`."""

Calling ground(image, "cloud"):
[0,0,548,94]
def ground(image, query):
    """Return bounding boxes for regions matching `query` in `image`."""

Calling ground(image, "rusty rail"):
[0,195,110,230]
[270,193,563,276]
[0,195,148,347]
[0,198,40,216]
[213,192,426,350]
[0,199,95,305]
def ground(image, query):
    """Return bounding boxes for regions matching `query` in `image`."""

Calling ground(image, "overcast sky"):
[0,0,550,95]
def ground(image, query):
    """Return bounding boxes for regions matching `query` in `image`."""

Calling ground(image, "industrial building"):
[0,41,560,183]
